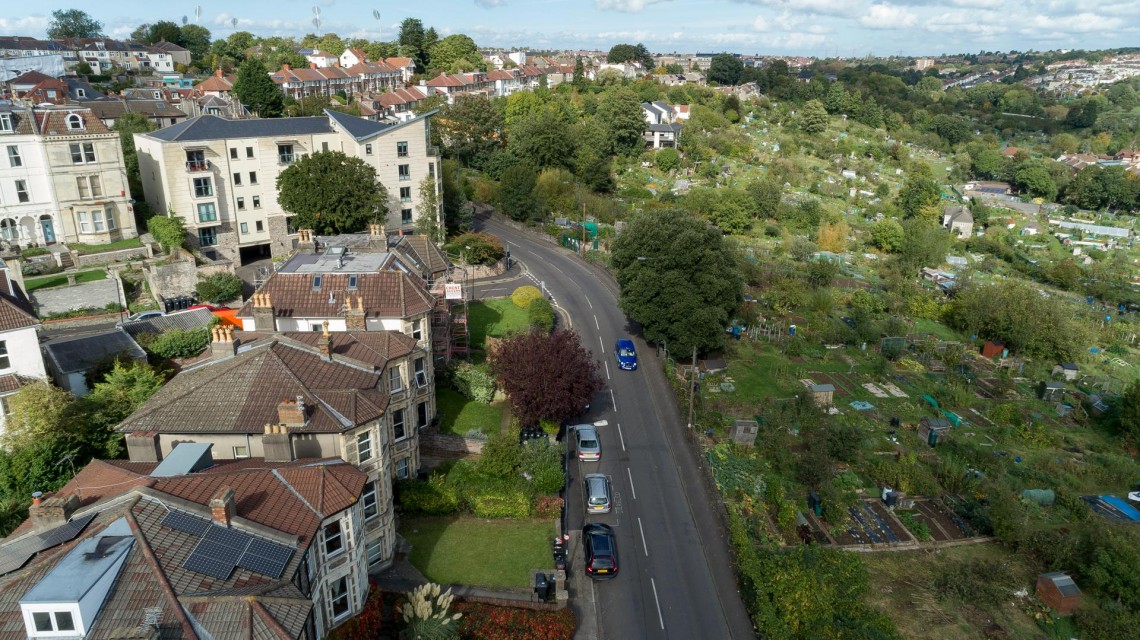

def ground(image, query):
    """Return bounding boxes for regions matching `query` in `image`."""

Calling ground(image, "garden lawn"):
[468,299,530,350]
[70,237,143,255]
[912,318,964,341]
[400,516,554,589]
[436,386,505,437]
[25,269,107,292]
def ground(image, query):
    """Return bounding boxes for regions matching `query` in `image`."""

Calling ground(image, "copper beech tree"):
[489,329,604,427]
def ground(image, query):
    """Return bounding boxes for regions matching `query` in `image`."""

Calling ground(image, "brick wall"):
[419,430,485,456]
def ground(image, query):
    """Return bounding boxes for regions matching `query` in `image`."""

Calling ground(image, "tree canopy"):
[47,9,103,39]
[708,54,744,86]
[437,94,505,169]
[276,151,388,234]
[612,210,743,356]
[489,329,605,427]
[232,57,284,117]
[606,43,653,69]
[596,88,647,157]
[428,34,481,73]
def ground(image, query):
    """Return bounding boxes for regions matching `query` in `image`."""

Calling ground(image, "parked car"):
[117,310,164,326]
[583,523,618,579]
[615,338,638,371]
[573,424,601,461]
[584,473,612,514]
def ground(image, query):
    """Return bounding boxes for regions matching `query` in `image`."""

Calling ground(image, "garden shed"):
[1052,362,1079,381]
[809,384,835,406]
[1038,381,1065,401]
[1036,572,1081,616]
[917,418,952,447]
[730,419,759,447]
[980,340,1007,359]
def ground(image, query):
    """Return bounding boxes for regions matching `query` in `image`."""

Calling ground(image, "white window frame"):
[396,457,410,479]
[362,481,378,520]
[414,357,427,387]
[366,537,383,566]
[236,197,245,210]
[6,145,20,167]
[252,195,261,208]
[411,319,422,341]
[232,445,249,459]
[388,365,403,393]
[65,114,84,131]
[328,576,351,621]
[0,340,9,370]
[76,176,89,199]
[15,179,29,203]
[357,430,373,462]
[193,177,212,198]
[106,207,116,230]
[393,408,406,442]
[0,113,12,132]
[77,211,90,233]
[92,209,105,232]
[323,519,344,558]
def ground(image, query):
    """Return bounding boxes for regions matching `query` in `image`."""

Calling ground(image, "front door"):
[40,217,55,244]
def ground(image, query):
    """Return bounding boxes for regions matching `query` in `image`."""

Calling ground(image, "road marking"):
[604,360,611,380]
[609,389,617,412]
[617,422,625,451]
[627,467,636,499]
[593,314,600,330]
[598,335,604,352]
[638,517,649,557]
[650,578,665,630]
[585,295,593,309]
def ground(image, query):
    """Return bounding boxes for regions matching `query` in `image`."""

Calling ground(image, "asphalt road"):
[476,215,755,640]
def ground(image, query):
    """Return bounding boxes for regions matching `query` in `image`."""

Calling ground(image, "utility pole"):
[687,345,697,430]
[580,202,586,256]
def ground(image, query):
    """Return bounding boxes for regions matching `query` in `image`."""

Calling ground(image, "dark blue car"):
[615,339,637,371]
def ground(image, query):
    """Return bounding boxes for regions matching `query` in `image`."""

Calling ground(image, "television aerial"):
[232,18,238,29]
[195,5,201,23]
[373,9,381,38]
[313,6,322,31]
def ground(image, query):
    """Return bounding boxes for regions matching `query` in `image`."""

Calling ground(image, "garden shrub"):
[471,490,532,519]
[510,285,542,309]
[451,362,495,403]
[533,495,564,519]
[477,429,522,479]
[526,297,554,333]
[520,440,565,494]
[454,601,576,640]
[146,215,186,253]
[445,232,504,265]
[143,328,210,359]
[195,271,242,303]
[20,247,49,259]
[397,475,460,515]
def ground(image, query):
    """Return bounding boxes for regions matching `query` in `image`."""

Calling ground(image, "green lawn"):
[400,516,554,588]
[912,318,964,341]
[467,298,530,349]
[25,269,107,292]
[436,386,505,437]
[70,237,144,255]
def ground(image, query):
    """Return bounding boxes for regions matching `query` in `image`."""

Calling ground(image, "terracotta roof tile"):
[238,271,433,320]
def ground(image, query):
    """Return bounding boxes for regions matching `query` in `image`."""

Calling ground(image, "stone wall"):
[143,249,236,302]
[74,245,152,268]
[419,429,485,457]
[31,279,118,315]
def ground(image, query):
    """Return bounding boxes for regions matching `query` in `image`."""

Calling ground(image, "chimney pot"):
[216,68,223,77]
[32,491,43,506]
[277,398,306,426]
[283,63,291,71]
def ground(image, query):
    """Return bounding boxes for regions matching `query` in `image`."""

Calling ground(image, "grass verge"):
[400,516,554,589]
[25,269,108,291]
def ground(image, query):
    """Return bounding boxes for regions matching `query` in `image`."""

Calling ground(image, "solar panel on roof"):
[203,524,253,550]
[0,513,96,576]
[161,510,211,536]
[183,548,235,580]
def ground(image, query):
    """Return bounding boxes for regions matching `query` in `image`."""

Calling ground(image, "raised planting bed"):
[830,500,913,546]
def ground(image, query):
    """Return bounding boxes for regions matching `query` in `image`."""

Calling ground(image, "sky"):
[4,0,1140,57]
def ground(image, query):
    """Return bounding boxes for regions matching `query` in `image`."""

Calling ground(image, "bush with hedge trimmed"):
[140,327,210,359]
[451,361,495,403]
[472,490,533,519]
[398,475,460,515]
[527,297,554,333]
[510,285,542,309]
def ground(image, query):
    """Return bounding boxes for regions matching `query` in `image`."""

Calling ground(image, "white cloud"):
[924,11,1007,37]
[475,0,507,7]
[738,0,858,17]
[859,3,918,29]
[752,15,770,31]
[0,15,50,34]
[948,0,1001,7]
[594,0,671,12]
[1025,12,1124,33]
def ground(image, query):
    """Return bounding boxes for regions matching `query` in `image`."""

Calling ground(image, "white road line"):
[609,388,617,412]
[585,295,593,309]
[650,578,665,630]
[604,360,611,380]
[627,467,636,499]
[593,315,600,330]
[598,335,605,352]
[617,422,625,451]
[638,517,649,557]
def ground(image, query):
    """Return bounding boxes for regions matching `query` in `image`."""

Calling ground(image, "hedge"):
[511,285,542,309]
[451,361,495,403]
[398,475,460,515]
[141,327,210,359]
[527,297,554,333]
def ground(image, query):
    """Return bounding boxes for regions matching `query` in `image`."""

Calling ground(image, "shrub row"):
[451,361,495,403]
[454,601,576,640]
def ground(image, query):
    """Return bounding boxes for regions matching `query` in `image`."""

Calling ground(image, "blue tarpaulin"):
[1101,496,1140,521]
[850,401,874,410]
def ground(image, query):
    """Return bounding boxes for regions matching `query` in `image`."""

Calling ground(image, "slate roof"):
[86,99,188,121]
[143,115,333,142]
[116,335,393,435]
[43,328,146,375]
[121,308,214,338]
[0,457,365,640]
[237,271,434,320]
[34,108,113,136]
[325,108,392,141]
[394,234,451,277]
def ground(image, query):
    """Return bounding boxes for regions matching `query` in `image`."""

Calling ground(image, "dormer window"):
[75,88,86,98]
[65,114,83,131]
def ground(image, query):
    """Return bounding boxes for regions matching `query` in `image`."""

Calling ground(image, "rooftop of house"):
[143,109,428,144]
[120,308,215,338]
[0,455,365,640]
[115,332,415,435]
[42,328,146,375]
[237,269,434,320]
[7,70,53,87]
[0,269,39,333]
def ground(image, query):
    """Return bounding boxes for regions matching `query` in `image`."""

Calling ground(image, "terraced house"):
[133,109,440,264]
[0,454,373,639]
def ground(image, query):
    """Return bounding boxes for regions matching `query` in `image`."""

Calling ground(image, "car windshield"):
[580,438,598,448]
[619,348,635,357]
[591,535,611,553]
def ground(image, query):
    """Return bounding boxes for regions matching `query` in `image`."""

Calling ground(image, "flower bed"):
[454,601,576,640]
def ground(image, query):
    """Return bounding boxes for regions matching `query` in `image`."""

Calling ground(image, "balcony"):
[428,145,440,157]
[278,154,295,165]
[185,161,210,173]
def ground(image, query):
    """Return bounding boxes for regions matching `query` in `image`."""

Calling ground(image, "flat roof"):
[278,250,396,274]
[20,518,134,604]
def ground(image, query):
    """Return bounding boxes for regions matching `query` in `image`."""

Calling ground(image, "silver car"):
[574,424,601,461]
[585,473,612,514]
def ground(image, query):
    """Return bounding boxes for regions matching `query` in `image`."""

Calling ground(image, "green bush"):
[450,361,495,403]
[655,147,680,172]
[146,215,186,253]
[143,328,210,359]
[195,272,242,303]
[20,247,49,258]
[478,429,522,479]
[527,297,554,333]
[471,490,532,519]
[520,440,565,494]
[510,285,542,309]
[444,231,504,265]
[397,475,460,515]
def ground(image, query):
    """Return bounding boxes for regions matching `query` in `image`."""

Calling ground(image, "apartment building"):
[134,109,440,264]
[0,104,137,246]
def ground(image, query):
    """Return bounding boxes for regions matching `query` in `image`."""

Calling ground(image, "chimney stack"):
[318,320,331,360]
[215,68,223,77]
[209,487,235,527]
[345,294,366,331]
[309,62,318,69]
[277,396,306,427]
[29,493,80,531]
[211,324,238,359]
[251,292,275,332]
[262,423,295,462]
[282,63,291,71]
[297,229,316,253]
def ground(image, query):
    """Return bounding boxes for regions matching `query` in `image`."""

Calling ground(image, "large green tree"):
[507,109,576,171]
[798,99,829,135]
[498,165,539,222]
[232,57,284,117]
[398,18,427,71]
[415,175,444,243]
[276,151,388,233]
[612,210,742,356]
[47,9,103,39]
[897,164,942,218]
[707,54,743,86]
[575,118,614,192]
[131,21,181,46]
[437,94,505,169]
[428,34,481,73]
[606,43,653,69]
[945,279,1090,361]
[112,113,157,210]
[596,88,647,157]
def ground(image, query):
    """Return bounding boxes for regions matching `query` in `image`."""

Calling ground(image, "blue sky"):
[5,1,1140,57]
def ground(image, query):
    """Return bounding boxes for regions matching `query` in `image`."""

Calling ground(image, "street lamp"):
[107,272,126,323]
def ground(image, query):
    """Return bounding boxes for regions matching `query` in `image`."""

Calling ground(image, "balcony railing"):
[278,154,295,165]
[185,161,210,172]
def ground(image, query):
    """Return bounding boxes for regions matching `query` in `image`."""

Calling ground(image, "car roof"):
[585,473,606,480]
[577,425,598,437]
[616,338,635,348]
